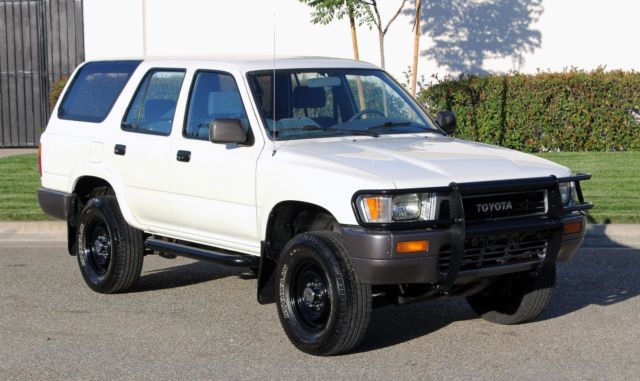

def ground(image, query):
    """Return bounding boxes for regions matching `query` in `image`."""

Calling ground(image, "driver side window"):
[184,71,249,140]
[122,69,185,135]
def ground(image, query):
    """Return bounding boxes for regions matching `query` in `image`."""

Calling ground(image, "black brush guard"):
[438,173,592,293]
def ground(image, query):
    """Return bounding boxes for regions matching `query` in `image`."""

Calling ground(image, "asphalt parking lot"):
[1,236,639,380]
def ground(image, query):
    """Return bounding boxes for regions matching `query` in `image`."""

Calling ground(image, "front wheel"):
[466,264,556,325]
[76,196,144,294]
[276,232,371,356]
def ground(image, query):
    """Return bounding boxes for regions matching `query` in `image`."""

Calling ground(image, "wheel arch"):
[65,175,143,255]
[258,200,340,305]
[264,200,339,259]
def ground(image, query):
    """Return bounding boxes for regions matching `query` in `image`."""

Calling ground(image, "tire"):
[76,196,144,294]
[276,231,372,356]
[466,264,556,325]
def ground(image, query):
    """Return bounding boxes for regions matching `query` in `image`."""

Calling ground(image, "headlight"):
[559,182,574,206]
[356,193,437,223]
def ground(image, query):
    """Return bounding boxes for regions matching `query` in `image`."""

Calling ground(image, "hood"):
[278,134,571,189]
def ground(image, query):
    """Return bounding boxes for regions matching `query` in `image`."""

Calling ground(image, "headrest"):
[208,91,243,116]
[292,86,326,109]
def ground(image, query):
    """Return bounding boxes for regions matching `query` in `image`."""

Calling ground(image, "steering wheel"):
[348,108,386,122]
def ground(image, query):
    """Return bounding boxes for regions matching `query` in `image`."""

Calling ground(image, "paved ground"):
[1,235,639,380]
[0,148,37,159]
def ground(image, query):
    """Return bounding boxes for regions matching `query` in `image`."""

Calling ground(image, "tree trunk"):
[377,32,388,114]
[350,14,367,111]
[410,0,422,97]
[349,14,360,61]
[378,32,386,69]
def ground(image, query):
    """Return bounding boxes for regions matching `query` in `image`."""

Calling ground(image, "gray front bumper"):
[340,213,587,285]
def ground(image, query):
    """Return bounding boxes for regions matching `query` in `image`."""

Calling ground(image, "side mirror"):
[436,111,457,135]
[210,118,247,145]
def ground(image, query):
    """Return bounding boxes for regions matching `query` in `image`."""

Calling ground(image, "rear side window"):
[184,71,249,140]
[122,69,186,135]
[58,61,141,123]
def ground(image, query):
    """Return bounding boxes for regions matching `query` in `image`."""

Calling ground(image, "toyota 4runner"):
[38,57,592,356]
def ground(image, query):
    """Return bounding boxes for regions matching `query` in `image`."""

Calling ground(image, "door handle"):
[176,150,191,162]
[114,144,126,156]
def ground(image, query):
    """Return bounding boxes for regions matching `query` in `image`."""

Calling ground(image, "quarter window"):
[58,61,140,123]
[122,69,186,135]
[184,71,249,140]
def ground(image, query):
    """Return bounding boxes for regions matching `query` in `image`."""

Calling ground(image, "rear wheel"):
[76,196,144,294]
[276,232,371,356]
[466,264,556,325]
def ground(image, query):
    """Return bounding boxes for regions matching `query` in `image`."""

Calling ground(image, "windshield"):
[247,69,440,140]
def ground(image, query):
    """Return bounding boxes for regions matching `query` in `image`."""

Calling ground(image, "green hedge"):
[418,69,640,152]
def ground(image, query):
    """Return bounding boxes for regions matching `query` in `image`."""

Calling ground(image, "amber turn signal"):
[563,221,582,235]
[396,240,429,254]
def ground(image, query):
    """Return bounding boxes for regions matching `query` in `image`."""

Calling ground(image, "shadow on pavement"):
[543,245,640,320]
[357,230,639,352]
[127,228,638,352]
[357,298,476,353]
[132,260,251,292]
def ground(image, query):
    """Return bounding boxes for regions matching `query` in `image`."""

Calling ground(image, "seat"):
[208,91,243,116]
[292,86,326,109]
[143,99,176,120]
[190,91,248,139]
[292,86,336,127]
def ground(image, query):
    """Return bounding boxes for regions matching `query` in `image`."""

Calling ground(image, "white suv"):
[38,57,592,356]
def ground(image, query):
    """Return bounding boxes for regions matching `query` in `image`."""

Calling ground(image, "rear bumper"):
[37,188,71,220]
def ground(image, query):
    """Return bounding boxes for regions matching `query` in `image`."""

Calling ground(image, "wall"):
[83,0,640,81]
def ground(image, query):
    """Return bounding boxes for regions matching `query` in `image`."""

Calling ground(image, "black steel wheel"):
[466,264,556,325]
[81,219,112,276]
[276,232,371,356]
[76,196,144,294]
[291,260,331,332]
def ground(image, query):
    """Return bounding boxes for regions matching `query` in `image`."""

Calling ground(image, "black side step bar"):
[145,238,258,268]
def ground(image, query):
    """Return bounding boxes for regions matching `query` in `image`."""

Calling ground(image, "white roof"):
[89,55,381,72]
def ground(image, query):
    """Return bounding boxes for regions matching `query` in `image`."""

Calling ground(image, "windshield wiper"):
[271,125,379,138]
[327,127,379,138]
[273,125,324,132]
[367,121,443,135]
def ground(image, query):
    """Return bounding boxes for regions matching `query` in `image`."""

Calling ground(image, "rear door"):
[110,67,187,231]
[170,69,263,253]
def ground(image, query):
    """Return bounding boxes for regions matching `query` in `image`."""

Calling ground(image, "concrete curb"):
[0,148,38,159]
[583,224,640,249]
[0,221,66,234]
[0,221,638,248]
[585,224,640,238]
[0,221,66,242]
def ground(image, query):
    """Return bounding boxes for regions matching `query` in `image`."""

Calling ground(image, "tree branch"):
[382,0,407,35]
[369,0,383,32]
[354,0,374,7]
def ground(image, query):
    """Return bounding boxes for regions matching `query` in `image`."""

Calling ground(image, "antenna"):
[272,12,277,156]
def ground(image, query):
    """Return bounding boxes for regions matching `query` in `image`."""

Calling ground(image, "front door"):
[170,70,262,254]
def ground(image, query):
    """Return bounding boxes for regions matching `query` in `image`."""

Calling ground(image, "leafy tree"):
[299,0,370,109]
[299,0,370,61]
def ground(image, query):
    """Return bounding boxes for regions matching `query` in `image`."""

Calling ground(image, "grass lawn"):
[0,154,51,221]
[0,152,638,223]
[539,152,640,224]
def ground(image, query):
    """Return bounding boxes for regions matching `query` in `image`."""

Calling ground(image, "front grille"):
[462,191,547,222]
[439,231,548,272]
